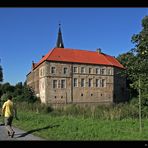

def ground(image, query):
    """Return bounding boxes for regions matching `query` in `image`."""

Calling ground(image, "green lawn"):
[6,110,148,140]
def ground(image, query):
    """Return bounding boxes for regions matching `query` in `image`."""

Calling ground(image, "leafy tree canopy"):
[117,15,148,100]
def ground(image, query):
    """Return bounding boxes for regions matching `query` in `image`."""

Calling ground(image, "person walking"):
[2,95,17,138]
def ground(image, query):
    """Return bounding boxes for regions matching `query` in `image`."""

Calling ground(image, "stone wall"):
[26,61,127,104]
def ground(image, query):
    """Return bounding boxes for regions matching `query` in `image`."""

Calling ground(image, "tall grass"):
[15,100,145,120]
[13,110,148,140]
[12,99,148,140]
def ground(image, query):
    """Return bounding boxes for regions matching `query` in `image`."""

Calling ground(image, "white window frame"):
[40,69,42,77]
[88,78,93,87]
[81,78,85,87]
[96,79,100,87]
[96,68,100,74]
[101,79,106,87]
[74,78,78,87]
[101,68,106,75]
[51,67,56,74]
[108,69,112,75]
[61,79,66,88]
[73,67,78,73]
[63,67,68,74]
[81,67,85,74]
[53,80,58,88]
[89,68,93,74]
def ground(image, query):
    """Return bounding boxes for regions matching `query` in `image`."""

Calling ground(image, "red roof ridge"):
[32,47,125,70]
[61,47,96,52]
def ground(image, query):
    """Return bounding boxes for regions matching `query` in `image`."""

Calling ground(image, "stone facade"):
[26,61,128,104]
[26,25,128,104]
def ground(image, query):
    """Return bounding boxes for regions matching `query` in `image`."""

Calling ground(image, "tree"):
[117,15,148,132]
[117,15,148,98]
[0,65,3,82]
[1,82,15,93]
[131,16,148,97]
[117,52,138,98]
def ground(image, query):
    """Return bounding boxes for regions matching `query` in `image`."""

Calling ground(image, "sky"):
[0,8,147,85]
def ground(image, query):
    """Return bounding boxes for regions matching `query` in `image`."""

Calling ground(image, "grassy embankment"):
[4,102,147,140]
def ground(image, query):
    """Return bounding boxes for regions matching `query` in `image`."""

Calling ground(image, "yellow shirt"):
[2,100,14,117]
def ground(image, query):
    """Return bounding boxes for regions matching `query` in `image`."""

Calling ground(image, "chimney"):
[42,55,44,58]
[96,48,101,53]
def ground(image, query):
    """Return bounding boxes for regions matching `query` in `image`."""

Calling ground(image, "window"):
[42,81,44,89]
[100,68,106,75]
[81,67,85,73]
[81,79,85,87]
[108,69,112,75]
[58,80,60,88]
[40,68,42,76]
[53,80,58,88]
[101,79,106,87]
[73,67,78,73]
[96,79,100,87]
[96,68,100,74]
[63,67,68,74]
[74,78,78,87]
[42,68,45,76]
[88,78,93,87]
[89,68,93,74]
[51,67,56,74]
[61,80,66,88]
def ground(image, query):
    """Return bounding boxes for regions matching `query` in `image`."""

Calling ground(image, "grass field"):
[6,110,148,140]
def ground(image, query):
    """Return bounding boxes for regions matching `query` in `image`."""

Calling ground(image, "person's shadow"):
[15,124,60,138]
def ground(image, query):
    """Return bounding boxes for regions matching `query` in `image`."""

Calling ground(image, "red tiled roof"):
[33,48,125,69]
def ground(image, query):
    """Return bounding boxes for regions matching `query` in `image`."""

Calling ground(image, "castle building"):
[26,25,128,104]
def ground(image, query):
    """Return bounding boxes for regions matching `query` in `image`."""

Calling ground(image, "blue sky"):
[0,8,147,85]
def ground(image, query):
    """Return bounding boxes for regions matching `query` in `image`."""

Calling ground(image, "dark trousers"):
[4,116,15,135]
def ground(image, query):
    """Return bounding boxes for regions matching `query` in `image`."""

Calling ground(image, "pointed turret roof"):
[56,23,64,48]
